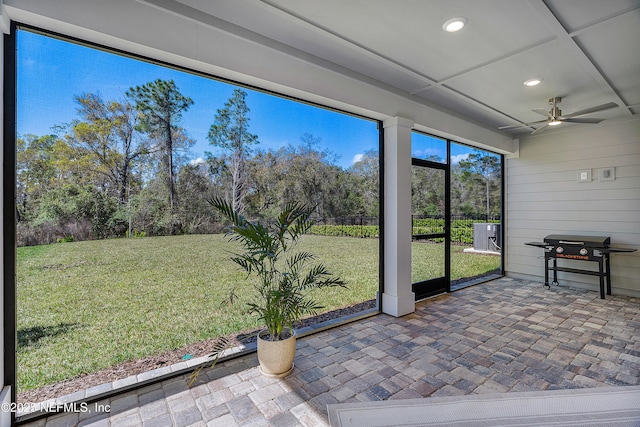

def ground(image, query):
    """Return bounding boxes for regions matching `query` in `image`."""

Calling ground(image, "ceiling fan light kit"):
[499,96,618,134]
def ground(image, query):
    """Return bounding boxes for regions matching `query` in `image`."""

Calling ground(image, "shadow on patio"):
[20,277,640,426]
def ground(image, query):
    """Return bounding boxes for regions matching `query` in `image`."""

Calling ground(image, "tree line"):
[16,79,499,247]
[16,82,380,245]
[412,152,501,220]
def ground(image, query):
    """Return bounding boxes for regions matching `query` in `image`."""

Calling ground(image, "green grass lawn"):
[17,234,499,392]
[412,241,501,283]
[17,234,378,391]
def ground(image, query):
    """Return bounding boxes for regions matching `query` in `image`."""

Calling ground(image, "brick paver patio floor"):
[22,277,640,426]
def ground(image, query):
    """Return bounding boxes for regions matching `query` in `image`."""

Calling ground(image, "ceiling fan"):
[499,97,618,134]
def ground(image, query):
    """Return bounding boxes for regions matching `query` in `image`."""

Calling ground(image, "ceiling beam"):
[137,0,427,101]
[257,0,534,130]
[568,4,640,37]
[527,0,632,116]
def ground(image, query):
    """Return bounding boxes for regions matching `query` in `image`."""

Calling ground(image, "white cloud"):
[413,148,441,156]
[351,153,364,164]
[450,153,470,164]
[190,157,205,165]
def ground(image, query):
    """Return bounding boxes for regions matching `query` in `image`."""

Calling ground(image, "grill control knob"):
[556,246,564,253]
[580,248,588,256]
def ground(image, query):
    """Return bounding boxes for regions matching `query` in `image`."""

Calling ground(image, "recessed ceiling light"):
[442,17,467,32]
[548,120,562,126]
[523,78,542,87]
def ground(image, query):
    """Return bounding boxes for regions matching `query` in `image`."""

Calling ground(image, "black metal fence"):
[308,215,500,244]
[309,216,380,238]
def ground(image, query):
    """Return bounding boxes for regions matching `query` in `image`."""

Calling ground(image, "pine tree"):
[207,89,259,214]
[126,79,193,233]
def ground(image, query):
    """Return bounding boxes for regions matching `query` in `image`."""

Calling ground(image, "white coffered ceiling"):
[157,0,639,134]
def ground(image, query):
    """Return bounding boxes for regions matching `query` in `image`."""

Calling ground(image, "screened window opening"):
[14,27,380,407]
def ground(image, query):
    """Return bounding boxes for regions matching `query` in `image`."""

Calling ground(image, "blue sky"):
[412,133,480,164]
[17,30,379,169]
[17,29,486,169]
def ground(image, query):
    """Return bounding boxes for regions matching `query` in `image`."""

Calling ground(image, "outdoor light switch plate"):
[577,169,591,183]
[599,167,615,181]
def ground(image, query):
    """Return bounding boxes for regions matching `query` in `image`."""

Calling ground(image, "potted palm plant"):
[209,197,347,378]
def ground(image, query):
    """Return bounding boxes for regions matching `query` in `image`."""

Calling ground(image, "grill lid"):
[544,234,610,248]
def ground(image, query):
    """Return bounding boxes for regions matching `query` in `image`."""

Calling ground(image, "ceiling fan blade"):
[562,117,604,124]
[562,102,618,118]
[531,124,548,135]
[498,124,525,130]
[498,119,547,130]
[532,108,553,119]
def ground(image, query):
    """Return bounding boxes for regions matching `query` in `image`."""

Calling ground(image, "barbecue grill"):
[525,234,636,299]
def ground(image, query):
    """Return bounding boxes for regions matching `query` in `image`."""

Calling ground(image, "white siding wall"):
[506,117,640,297]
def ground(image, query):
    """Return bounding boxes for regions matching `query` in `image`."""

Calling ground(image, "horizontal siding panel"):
[508,244,544,256]
[507,169,640,189]
[506,179,640,197]
[506,209,639,222]
[507,200,640,213]
[507,144,640,174]
[507,188,638,202]
[507,158,640,181]
[507,165,640,183]
[507,247,545,260]
[506,218,638,235]
[615,255,640,270]
[506,220,640,240]
[505,264,544,278]
[507,247,544,259]
[505,227,550,239]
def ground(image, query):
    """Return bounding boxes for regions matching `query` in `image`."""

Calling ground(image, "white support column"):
[382,117,415,317]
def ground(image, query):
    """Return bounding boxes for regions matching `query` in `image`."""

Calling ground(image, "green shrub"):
[309,225,379,238]
[309,219,499,244]
[125,230,147,238]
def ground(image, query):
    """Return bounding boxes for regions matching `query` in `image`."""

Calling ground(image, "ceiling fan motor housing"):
[549,97,562,120]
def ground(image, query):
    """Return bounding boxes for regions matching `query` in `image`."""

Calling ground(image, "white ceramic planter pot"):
[257,328,296,378]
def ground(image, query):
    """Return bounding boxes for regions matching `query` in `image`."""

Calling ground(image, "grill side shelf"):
[599,248,637,254]
[525,242,549,248]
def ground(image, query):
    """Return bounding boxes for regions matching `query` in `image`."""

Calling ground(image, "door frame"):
[411,133,506,300]
[411,147,451,300]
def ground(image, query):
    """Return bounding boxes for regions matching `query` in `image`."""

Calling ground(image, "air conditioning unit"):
[473,223,501,252]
